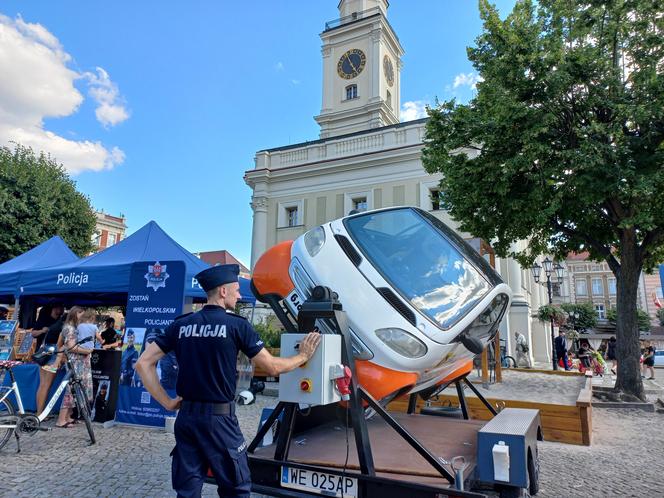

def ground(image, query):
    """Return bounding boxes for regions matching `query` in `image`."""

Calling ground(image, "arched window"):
[346,84,358,100]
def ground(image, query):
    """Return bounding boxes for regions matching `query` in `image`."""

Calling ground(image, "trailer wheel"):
[528,448,540,496]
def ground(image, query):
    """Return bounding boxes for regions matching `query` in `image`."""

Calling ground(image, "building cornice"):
[245,141,424,187]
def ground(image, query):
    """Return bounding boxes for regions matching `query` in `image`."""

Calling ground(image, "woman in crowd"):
[55,306,93,428]
[642,346,656,380]
[606,336,617,375]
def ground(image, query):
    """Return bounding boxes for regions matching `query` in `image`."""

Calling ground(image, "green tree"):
[560,302,597,332]
[422,0,664,400]
[0,144,96,261]
[606,308,651,332]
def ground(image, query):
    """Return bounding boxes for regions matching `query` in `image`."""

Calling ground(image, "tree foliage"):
[536,304,566,325]
[606,307,651,331]
[422,0,664,399]
[560,302,598,332]
[0,144,96,261]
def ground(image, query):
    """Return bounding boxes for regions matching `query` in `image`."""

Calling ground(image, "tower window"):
[346,84,358,100]
[386,90,392,108]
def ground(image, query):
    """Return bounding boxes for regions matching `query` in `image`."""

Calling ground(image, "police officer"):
[136,264,320,498]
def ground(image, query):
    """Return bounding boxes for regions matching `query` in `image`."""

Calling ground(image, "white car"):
[252,207,512,403]
[654,350,664,367]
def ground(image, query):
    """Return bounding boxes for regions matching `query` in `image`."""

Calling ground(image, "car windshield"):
[344,208,491,330]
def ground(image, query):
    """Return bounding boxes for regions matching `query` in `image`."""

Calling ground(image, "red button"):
[300,379,311,392]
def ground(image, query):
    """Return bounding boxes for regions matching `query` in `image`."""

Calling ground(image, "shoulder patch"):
[225,311,247,321]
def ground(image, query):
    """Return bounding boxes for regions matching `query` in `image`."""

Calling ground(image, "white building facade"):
[245,0,553,364]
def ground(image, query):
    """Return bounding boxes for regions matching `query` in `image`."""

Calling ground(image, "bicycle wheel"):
[0,397,16,451]
[503,356,516,369]
[72,384,96,445]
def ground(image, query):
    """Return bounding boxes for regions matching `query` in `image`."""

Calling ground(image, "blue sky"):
[0,1,516,267]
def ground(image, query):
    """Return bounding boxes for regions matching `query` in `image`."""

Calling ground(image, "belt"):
[180,400,233,415]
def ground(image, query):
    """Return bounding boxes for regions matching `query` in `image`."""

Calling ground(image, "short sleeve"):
[77,324,95,349]
[237,321,264,359]
[154,322,178,354]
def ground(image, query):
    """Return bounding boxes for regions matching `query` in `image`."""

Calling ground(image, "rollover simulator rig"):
[244,287,541,498]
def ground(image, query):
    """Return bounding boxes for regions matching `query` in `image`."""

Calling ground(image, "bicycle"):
[0,336,96,452]
[488,338,516,369]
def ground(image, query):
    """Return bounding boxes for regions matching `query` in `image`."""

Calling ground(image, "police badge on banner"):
[116,260,185,427]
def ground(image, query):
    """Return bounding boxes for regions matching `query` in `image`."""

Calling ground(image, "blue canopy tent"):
[0,236,79,304]
[17,221,255,306]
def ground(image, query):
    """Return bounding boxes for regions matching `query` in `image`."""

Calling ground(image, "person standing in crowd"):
[136,264,321,498]
[0,306,8,320]
[120,329,138,385]
[514,331,531,368]
[642,345,656,380]
[96,317,121,350]
[30,303,64,351]
[554,329,570,371]
[55,306,92,428]
[607,336,617,375]
[35,312,66,413]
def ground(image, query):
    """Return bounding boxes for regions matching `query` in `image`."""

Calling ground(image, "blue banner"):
[116,260,184,427]
[660,265,664,298]
[116,385,177,426]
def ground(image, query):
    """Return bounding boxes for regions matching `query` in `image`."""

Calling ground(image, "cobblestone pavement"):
[1,395,662,497]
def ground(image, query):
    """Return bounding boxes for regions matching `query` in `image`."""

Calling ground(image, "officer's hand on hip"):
[165,396,183,411]
[300,332,321,360]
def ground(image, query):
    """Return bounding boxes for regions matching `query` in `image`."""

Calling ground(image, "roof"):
[17,221,255,304]
[0,236,78,301]
[198,250,249,274]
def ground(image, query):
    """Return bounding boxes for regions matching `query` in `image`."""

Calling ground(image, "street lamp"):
[531,257,564,370]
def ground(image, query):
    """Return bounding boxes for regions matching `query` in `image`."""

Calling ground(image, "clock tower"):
[315,0,403,139]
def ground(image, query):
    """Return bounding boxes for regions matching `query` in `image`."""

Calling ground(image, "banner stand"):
[115,260,184,428]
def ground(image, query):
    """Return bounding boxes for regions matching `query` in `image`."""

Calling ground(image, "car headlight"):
[304,226,326,257]
[375,328,427,358]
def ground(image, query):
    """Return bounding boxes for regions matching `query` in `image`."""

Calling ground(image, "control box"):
[279,334,342,406]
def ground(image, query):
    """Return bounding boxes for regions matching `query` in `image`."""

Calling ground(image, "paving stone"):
[1,393,661,497]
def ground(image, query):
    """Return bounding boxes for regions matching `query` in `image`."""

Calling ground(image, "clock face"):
[337,49,366,79]
[383,55,394,87]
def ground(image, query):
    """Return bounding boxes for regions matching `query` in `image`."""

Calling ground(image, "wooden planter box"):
[388,371,594,446]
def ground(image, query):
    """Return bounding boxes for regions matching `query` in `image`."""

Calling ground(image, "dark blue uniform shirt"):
[154,305,264,403]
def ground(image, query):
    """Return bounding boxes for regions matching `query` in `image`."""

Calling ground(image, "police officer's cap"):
[196,264,240,292]
[0,306,8,313]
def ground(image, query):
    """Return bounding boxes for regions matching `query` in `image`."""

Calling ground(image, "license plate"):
[281,466,358,497]
[285,289,303,315]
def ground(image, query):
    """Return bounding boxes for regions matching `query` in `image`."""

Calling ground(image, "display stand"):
[0,320,18,360]
[246,287,489,498]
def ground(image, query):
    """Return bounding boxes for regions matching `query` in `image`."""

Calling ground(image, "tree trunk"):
[613,232,645,401]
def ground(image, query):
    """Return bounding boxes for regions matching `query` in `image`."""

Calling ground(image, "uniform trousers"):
[171,402,251,498]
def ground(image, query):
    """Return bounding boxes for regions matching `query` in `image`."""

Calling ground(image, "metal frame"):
[246,288,504,497]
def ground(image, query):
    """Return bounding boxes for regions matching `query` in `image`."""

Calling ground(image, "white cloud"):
[275,61,284,71]
[291,79,301,85]
[453,72,483,89]
[84,67,130,127]
[0,14,126,173]
[401,100,429,121]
